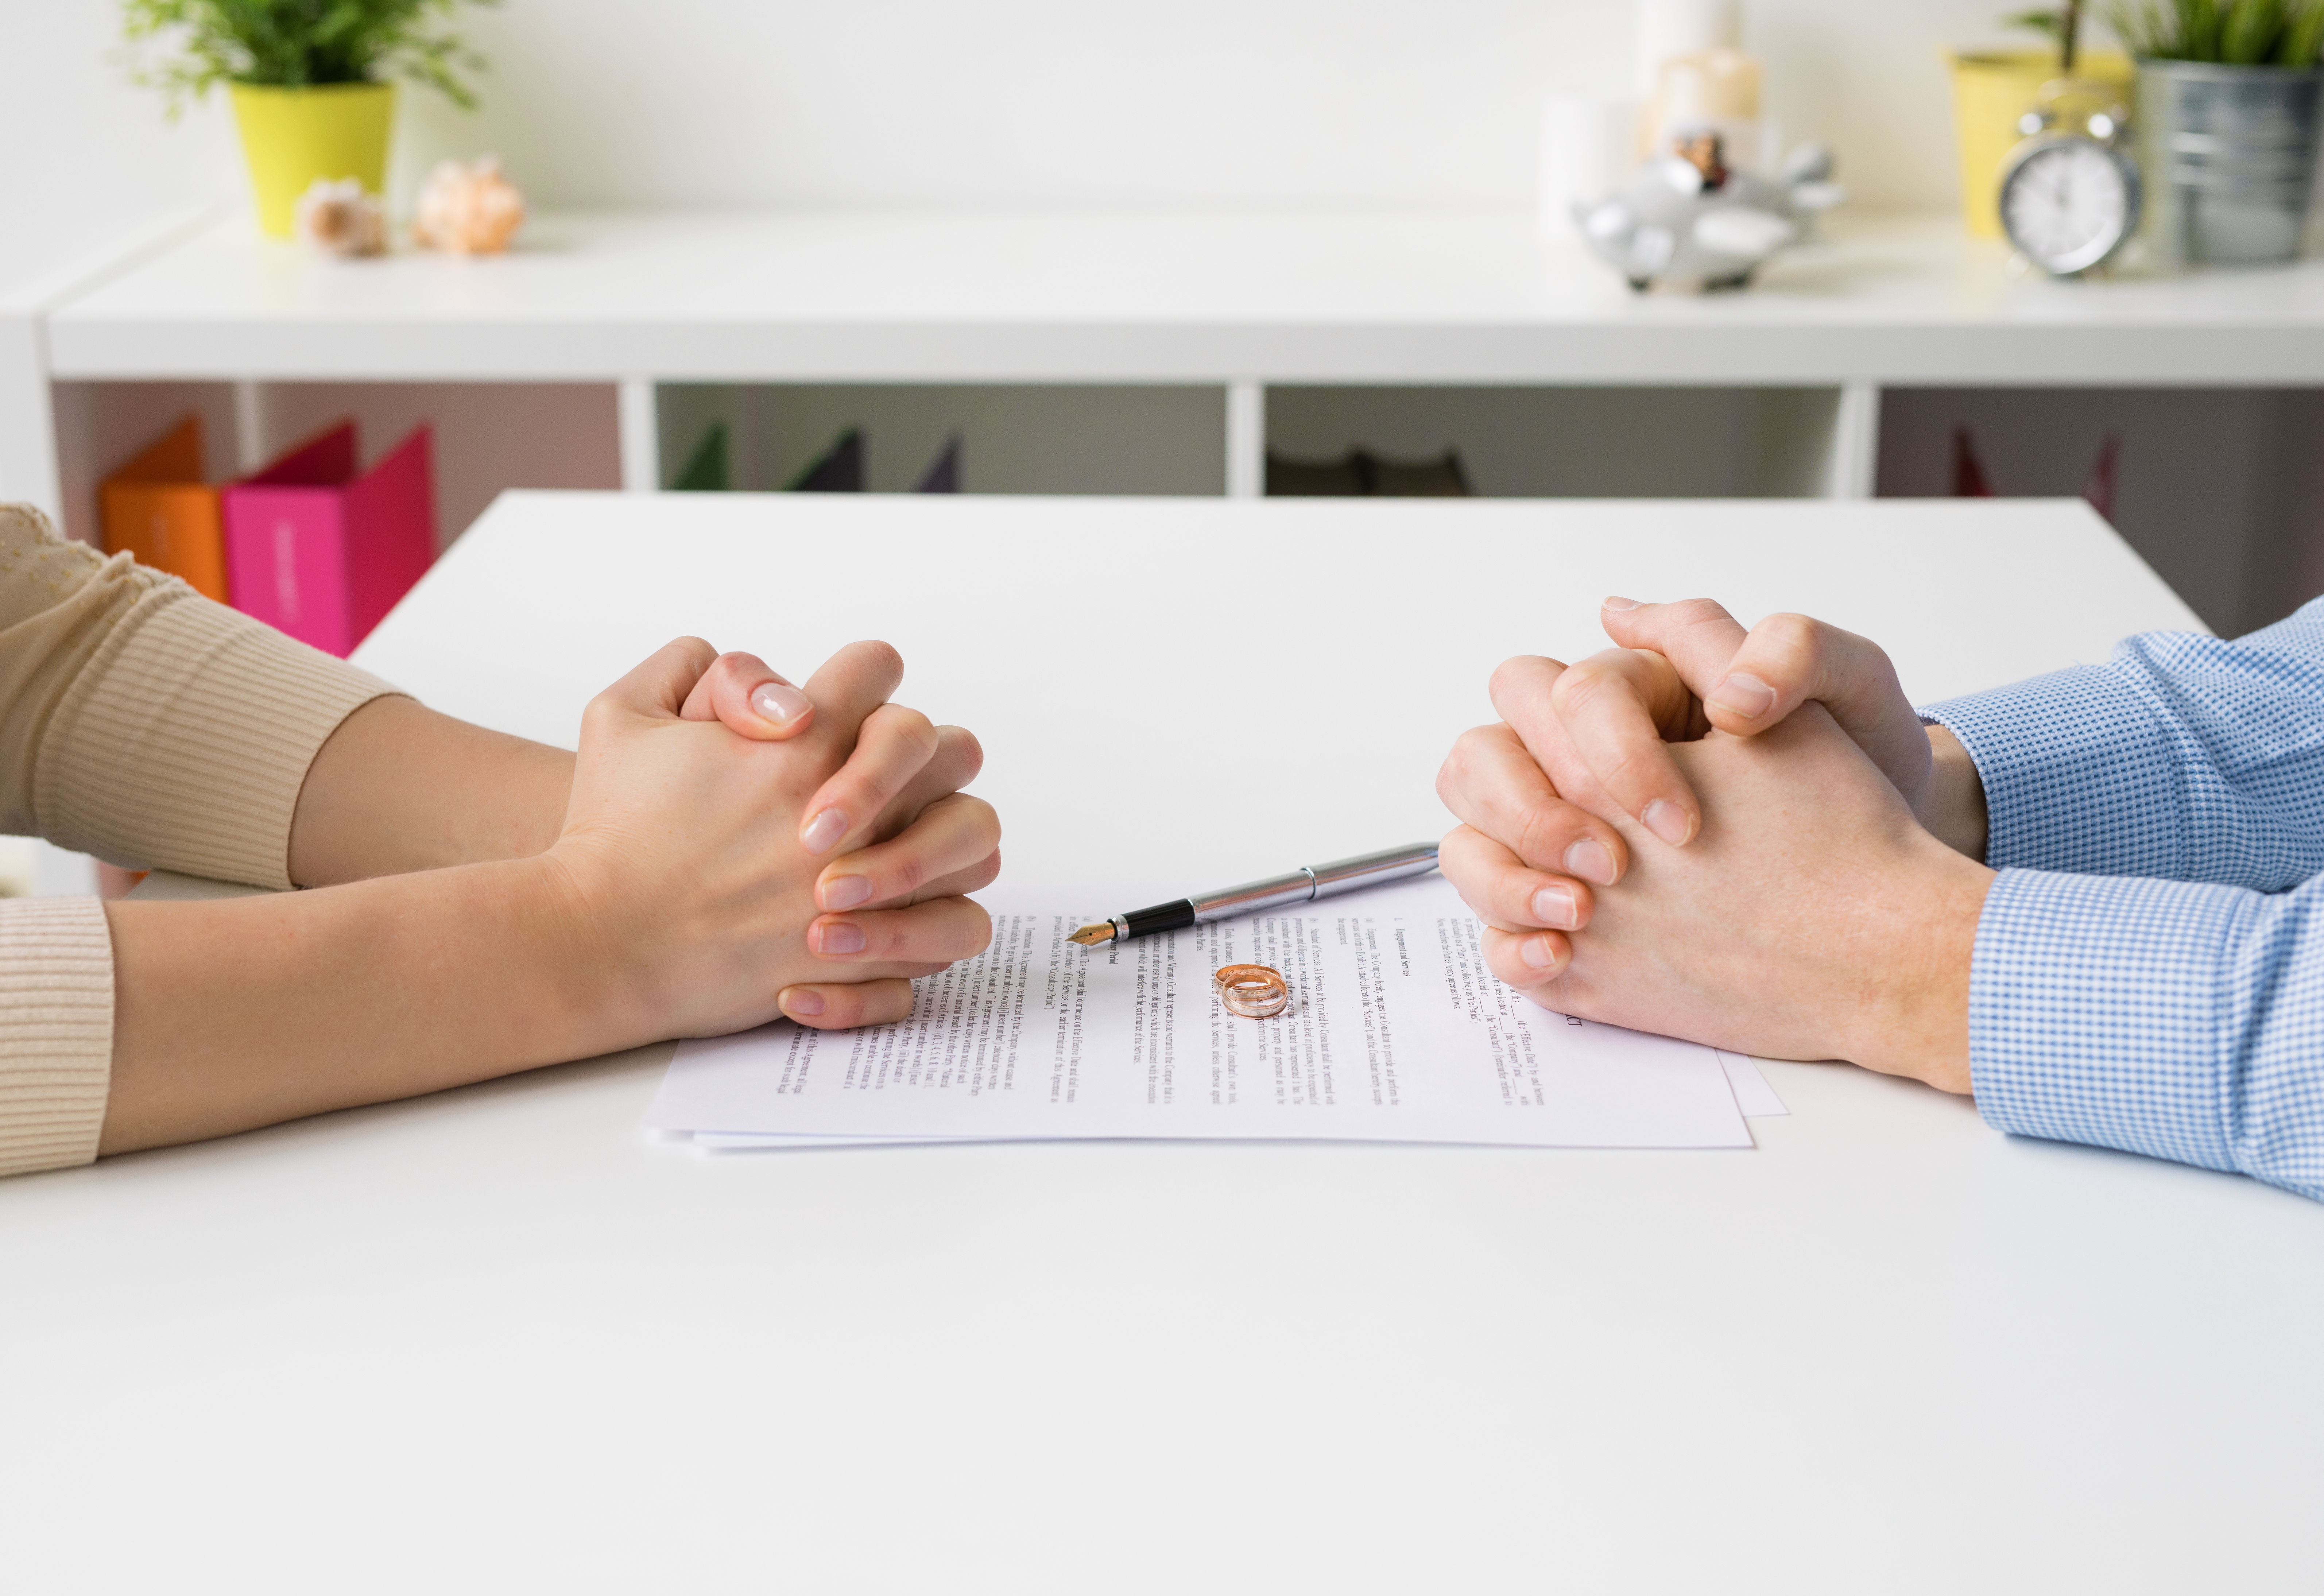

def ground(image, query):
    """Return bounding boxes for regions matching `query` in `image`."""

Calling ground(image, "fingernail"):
[801,808,848,855]
[822,874,873,911]
[781,987,825,1018]
[1642,799,1693,846]
[1530,884,1578,930]
[815,921,867,956]
[752,682,811,726]
[1601,595,1641,612]
[1708,672,1775,720]
[1563,837,1617,886]
[1520,933,1560,970]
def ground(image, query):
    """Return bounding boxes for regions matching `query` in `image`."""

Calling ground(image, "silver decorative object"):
[2138,61,2324,264]
[1573,136,1844,292]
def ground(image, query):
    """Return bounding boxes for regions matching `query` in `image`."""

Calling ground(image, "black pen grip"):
[1120,899,1197,940]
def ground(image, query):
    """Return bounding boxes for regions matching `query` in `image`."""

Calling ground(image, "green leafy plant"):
[2107,0,2324,63]
[121,0,496,116]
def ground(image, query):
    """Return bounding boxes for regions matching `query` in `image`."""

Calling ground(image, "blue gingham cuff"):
[1969,867,2247,1178]
[1921,667,2184,877]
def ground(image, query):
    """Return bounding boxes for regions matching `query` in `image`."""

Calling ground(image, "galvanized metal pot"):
[2138,60,2324,264]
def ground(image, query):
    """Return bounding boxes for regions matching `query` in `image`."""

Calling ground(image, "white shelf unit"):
[8,208,2324,630]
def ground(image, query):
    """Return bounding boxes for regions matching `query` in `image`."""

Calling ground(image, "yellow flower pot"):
[230,82,397,237]
[1947,50,2133,238]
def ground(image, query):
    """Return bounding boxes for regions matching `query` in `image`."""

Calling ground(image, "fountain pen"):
[1068,842,1441,947]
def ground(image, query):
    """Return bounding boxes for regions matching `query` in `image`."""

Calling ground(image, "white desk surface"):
[8,495,2322,1594]
[42,209,2324,384]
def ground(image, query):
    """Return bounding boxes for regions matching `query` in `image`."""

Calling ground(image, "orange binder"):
[99,417,229,602]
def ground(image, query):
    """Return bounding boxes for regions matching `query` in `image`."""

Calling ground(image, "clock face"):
[2000,137,2134,275]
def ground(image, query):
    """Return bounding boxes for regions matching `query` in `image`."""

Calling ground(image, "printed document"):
[648,876,1753,1150]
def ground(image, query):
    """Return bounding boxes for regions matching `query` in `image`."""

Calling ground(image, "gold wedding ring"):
[1214,963,1290,1019]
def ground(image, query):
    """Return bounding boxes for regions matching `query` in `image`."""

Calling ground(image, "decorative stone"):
[412,156,525,255]
[292,177,387,258]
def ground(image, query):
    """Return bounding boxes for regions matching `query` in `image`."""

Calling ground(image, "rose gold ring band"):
[1213,963,1290,1019]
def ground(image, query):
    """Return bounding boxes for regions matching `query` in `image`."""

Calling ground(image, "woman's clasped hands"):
[538,635,1000,1053]
[97,632,999,1158]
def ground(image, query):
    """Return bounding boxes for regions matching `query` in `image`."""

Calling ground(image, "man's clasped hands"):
[1434,597,1996,1093]
[688,593,1999,1098]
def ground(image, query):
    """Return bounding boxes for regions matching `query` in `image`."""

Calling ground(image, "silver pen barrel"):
[1190,870,1314,922]
[1308,842,1441,900]
[1187,843,1440,925]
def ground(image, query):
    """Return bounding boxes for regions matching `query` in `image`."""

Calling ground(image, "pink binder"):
[220,422,437,657]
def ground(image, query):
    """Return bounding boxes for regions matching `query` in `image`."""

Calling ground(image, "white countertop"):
[42,209,2324,385]
[6,494,2318,1594]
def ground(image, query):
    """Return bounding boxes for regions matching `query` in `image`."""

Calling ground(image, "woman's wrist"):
[102,852,629,1155]
[503,847,672,1058]
[290,697,575,887]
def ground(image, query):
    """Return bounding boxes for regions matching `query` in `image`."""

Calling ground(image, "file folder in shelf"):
[220,422,438,658]
[98,416,229,603]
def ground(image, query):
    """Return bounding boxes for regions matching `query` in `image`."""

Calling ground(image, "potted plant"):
[123,0,495,238]
[2112,0,2324,261]
[1950,4,2135,238]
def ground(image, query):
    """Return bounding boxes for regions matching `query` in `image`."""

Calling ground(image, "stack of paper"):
[647,875,1786,1152]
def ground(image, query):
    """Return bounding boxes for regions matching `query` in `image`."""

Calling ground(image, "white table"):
[6,494,2321,1594]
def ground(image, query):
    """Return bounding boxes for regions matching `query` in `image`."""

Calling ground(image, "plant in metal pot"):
[2109,0,2324,260]
[2111,0,2324,64]
[121,0,497,237]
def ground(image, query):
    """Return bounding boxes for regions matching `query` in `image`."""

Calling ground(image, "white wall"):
[6,0,2082,288]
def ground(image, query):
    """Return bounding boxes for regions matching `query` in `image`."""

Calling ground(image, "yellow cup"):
[230,81,397,237]
[1947,50,2133,238]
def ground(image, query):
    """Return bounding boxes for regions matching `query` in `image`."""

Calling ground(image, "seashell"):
[411,156,525,255]
[293,178,387,258]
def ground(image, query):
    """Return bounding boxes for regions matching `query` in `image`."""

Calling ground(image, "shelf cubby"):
[1876,386,2324,635]
[655,383,1226,497]
[1265,386,1847,499]
[50,379,621,553]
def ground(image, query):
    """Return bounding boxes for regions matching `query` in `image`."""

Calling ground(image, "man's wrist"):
[1843,842,1992,1095]
[1918,725,1989,863]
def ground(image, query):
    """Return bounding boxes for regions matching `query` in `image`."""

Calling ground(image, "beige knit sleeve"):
[0,501,402,1176]
[0,502,400,886]
[0,897,113,1177]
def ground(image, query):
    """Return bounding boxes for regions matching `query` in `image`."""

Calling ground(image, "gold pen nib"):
[1069,921,1116,947]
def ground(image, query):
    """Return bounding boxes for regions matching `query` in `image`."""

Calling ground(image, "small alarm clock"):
[1995,81,2141,276]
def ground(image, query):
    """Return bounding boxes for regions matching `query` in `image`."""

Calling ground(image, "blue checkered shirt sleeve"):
[1917,598,2324,1202]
